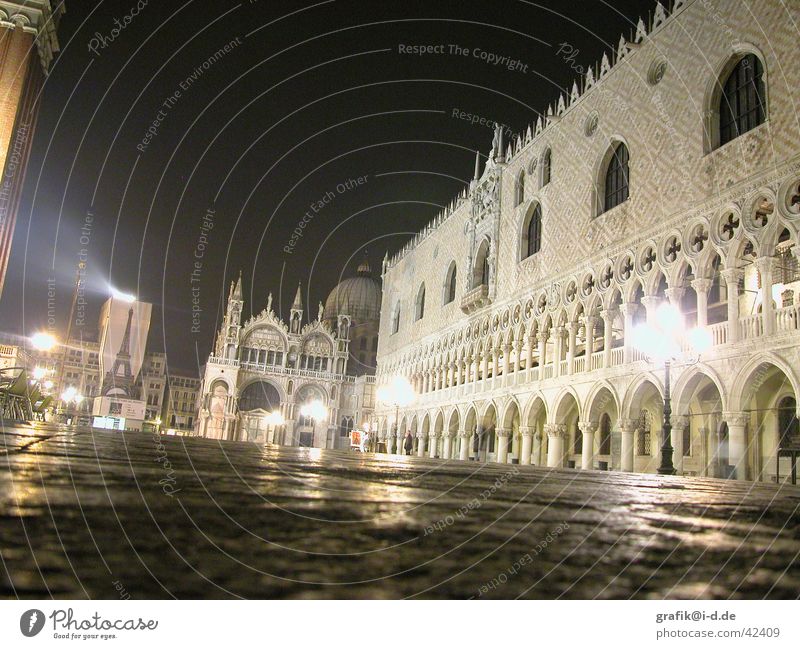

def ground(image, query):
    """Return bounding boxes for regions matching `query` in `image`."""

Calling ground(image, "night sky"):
[1,0,657,374]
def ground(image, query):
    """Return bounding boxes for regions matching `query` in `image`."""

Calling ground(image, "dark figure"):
[404,431,414,455]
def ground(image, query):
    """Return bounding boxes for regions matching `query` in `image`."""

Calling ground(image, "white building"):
[374,0,800,482]
[197,262,380,447]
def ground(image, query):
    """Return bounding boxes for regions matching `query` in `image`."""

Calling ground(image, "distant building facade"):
[375,0,800,483]
[197,262,380,447]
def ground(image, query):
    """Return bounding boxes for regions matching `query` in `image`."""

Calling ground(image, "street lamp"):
[30,332,57,351]
[377,375,416,454]
[263,410,285,445]
[632,302,711,475]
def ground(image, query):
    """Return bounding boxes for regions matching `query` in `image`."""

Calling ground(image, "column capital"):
[600,307,618,320]
[566,321,578,334]
[720,267,743,284]
[723,411,749,428]
[457,429,469,439]
[640,295,661,308]
[544,423,566,438]
[428,430,440,439]
[619,418,638,433]
[519,426,533,437]
[579,420,597,434]
[664,287,685,304]
[755,256,776,274]
[584,314,598,328]
[496,427,510,438]
[620,302,638,317]
[691,277,713,294]
[670,415,689,430]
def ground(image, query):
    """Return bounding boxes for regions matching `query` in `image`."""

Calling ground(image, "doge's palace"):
[374,0,800,483]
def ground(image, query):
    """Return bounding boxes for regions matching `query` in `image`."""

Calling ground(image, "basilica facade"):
[374,0,800,482]
[197,261,380,447]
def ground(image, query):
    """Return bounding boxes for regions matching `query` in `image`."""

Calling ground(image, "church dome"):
[324,258,382,324]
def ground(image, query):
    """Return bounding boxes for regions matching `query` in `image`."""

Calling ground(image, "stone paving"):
[1,423,799,599]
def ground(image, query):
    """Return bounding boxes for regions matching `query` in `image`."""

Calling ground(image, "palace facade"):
[197,260,380,446]
[374,0,800,482]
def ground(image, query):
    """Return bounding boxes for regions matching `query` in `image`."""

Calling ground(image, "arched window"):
[719,54,765,147]
[515,170,525,206]
[604,142,629,213]
[414,284,426,321]
[472,239,491,289]
[540,148,551,187]
[443,262,457,305]
[522,203,542,259]
[391,301,400,334]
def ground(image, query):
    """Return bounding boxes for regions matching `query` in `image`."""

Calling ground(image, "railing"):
[709,321,728,346]
[590,350,604,371]
[541,364,553,380]
[460,284,490,314]
[775,305,800,333]
[739,313,762,340]
[611,347,624,367]
[573,356,585,374]
[208,356,240,367]
[559,360,568,375]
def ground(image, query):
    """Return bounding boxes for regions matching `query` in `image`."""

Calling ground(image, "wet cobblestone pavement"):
[1,424,799,599]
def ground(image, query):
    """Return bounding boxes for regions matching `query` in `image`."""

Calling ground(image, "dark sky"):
[1,0,657,374]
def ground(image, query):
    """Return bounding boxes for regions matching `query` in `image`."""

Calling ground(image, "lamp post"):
[377,375,416,455]
[632,303,711,475]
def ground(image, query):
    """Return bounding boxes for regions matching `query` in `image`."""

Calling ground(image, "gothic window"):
[636,409,651,456]
[415,284,426,321]
[515,170,525,206]
[522,203,542,259]
[719,54,765,147]
[391,301,401,334]
[444,262,457,305]
[603,142,629,213]
[472,239,491,289]
[540,148,551,187]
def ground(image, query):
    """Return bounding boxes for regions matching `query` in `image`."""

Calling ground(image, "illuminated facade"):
[375,0,800,482]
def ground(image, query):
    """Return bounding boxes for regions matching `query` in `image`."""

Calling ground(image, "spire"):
[497,125,505,162]
[232,270,242,300]
[292,282,303,311]
[473,149,481,181]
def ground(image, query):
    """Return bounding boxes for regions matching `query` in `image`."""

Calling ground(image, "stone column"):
[721,268,742,343]
[442,432,452,460]
[545,424,565,468]
[386,430,395,454]
[620,303,637,363]
[664,286,685,307]
[566,322,578,375]
[519,426,533,465]
[620,419,636,472]
[502,344,511,376]
[553,326,564,377]
[756,257,776,336]
[601,309,615,368]
[396,431,404,455]
[526,335,535,371]
[691,278,713,329]
[417,432,427,457]
[481,352,489,382]
[496,428,509,464]
[640,295,661,326]
[538,331,548,370]
[670,415,688,474]
[532,430,543,466]
[585,316,596,370]
[458,430,469,461]
[428,433,438,458]
[724,411,748,480]
[579,420,597,470]
[698,426,709,477]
